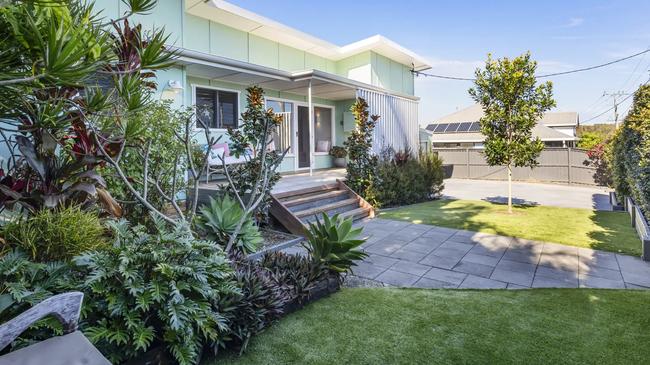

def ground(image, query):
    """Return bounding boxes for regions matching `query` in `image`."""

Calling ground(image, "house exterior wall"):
[92,0,420,172]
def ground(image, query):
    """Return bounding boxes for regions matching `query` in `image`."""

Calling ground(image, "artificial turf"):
[215,288,650,365]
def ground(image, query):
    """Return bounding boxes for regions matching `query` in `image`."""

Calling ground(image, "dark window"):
[433,123,449,133]
[457,122,472,132]
[468,122,481,132]
[195,87,238,129]
[446,123,461,132]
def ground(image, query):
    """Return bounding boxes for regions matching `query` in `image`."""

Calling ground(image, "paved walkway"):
[443,178,612,211]
[347,218,650,289]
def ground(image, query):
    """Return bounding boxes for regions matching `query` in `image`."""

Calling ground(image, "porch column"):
[308,79,314,176]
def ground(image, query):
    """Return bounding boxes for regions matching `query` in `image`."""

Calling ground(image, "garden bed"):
[247,228,303,260]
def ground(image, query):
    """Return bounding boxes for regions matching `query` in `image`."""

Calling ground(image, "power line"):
[580,79,648,124]
[413,48,650,81]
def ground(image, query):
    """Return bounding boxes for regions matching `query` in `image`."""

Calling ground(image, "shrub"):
[585,141,613,187]
[329,146,347,158]
[223,86,285,223]
[77,218,237,365]
[0,250,79,353]
[260,251,327,305]
[1,206,108,261]
[218,252,287,355]
[371,150,444,207]
[102,101,188,223]
[303,213,367,275]
[344,98,380,206]
[610,84,650,219]
[196,195,263,254]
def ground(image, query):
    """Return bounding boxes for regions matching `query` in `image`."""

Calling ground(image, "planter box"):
[623,196,650,261]
[610,191,625,211]
[247,233,303,260]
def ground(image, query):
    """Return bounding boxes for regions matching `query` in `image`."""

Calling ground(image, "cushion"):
[316,140,331,153]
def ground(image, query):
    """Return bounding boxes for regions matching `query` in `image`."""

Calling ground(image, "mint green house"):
[95,0,431,173]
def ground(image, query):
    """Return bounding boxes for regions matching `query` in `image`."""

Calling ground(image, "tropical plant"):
[218,252,287,355]
[76,218,237,365]
[260,251,327,305]
[0,250,79,354]
[344,98,380,206]
[469,52,555,213]
[1,206,108,261]
[610,84,650,219]
[197,195,263,254]
[0,0,174,215]
[219,86,289,250]
[329,146,347,158]
[303,213,368,274]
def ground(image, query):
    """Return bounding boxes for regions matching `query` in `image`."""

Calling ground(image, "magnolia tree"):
[469,52,555,213]
[344,98,380,206]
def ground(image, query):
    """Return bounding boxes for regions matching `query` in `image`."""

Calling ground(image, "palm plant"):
[303,213,368,273]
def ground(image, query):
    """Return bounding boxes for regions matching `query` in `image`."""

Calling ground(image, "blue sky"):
[229,0,650,126]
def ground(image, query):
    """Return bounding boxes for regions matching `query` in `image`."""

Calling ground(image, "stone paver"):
[347,218,650,290]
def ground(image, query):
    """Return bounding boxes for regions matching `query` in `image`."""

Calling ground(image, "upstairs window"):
[195,87,238,129]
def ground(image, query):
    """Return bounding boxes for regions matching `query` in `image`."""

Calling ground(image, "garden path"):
[284,218,650,289]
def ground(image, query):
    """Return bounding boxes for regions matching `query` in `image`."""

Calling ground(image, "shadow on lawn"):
[587,210,640,256]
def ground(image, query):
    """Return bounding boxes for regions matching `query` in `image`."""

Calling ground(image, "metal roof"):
[185,0,432,71]
[175,47,420,101]
[425,104,577,142]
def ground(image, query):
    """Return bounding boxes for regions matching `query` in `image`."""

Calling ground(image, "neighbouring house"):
[94,0,431,174]
[422,104,579,149]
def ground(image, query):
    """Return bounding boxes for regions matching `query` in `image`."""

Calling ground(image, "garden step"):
[339,206,373,221]
[270,180,374,235]
[283,190,349,208]
[294,198,358,218]
[274,183,339,200]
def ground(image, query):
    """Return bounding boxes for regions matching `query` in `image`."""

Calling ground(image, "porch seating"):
[0,292,111,365]
[204,140,276,182]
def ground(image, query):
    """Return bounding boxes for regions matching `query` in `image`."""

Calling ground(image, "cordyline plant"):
[344,97,380,205]
[0,0,175,215]
[469,52,555,213]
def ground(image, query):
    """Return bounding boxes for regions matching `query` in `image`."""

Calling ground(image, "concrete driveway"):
[442,178,612,211]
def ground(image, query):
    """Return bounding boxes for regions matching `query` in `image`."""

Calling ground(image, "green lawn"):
[214,288,650,365]
[379,199,640,255]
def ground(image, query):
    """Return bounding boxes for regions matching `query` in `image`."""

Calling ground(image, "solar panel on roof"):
[433,123,449,133]
[445,123,461,132]
[468,122,481,132]
[457,122,471,132]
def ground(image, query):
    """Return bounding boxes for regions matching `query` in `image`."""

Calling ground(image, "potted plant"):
[329,146,347,167]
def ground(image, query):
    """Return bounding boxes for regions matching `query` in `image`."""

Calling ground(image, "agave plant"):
[196,195,263,254]
[303,213,368,273]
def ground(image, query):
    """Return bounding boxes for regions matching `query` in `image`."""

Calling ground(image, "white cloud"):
[563,17,584,28]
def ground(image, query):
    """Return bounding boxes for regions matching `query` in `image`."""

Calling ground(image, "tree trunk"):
[507,163,513,214]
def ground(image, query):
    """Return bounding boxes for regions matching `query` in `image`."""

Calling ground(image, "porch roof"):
[173,47,420,102]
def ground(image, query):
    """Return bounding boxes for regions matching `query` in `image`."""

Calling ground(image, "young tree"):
[344,98,380,205]
[469,52,555,213]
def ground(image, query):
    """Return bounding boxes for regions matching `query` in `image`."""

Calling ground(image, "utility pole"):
[602,91,631,128]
